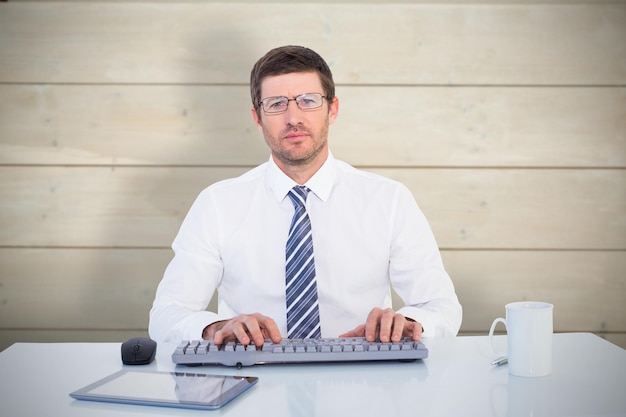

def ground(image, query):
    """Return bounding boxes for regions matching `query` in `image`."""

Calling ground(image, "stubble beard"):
[263,120,329,168]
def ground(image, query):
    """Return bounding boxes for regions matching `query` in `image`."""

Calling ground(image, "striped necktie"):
[285,186,322,339]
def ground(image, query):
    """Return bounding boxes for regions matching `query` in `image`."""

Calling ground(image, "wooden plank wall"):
[0,1,625,351]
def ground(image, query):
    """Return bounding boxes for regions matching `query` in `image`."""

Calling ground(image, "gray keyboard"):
[172,337,428,368]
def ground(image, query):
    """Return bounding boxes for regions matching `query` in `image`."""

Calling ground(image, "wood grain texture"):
[0,3,624,84]
[1,85,624,167]
[1,166,624,249]
[1,248,623,332]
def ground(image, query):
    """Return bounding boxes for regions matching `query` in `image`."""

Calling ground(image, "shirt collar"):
[267,151,336,203]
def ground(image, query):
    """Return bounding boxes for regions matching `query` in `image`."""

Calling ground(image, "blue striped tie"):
[285,186,322,339]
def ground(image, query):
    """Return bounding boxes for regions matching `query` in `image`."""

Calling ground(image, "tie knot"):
[288,186,309,208]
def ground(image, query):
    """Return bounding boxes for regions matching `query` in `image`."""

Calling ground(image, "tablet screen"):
[70,370,258,410]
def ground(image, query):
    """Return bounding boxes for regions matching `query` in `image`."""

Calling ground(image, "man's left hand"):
[339,307,423,342]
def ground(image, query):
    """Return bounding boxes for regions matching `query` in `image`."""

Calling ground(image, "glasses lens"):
[262,97,289,113]
[296,93,323,110]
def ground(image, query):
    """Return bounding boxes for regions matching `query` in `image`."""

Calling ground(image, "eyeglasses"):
[258,93,327,114]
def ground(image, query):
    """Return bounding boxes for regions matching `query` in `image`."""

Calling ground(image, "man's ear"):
[328,96,339,125]
[251,107,263,130]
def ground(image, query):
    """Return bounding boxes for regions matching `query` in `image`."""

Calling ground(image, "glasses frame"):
[258,92,328,114]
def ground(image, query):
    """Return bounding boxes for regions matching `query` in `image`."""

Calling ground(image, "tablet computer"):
[70,370,258,410]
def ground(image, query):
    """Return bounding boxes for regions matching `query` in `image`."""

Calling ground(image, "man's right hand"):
[202,313,283,347]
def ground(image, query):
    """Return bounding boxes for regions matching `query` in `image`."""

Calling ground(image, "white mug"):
[489,301,553,377]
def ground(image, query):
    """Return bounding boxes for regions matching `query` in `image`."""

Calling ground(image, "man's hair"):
[250,45,335,118]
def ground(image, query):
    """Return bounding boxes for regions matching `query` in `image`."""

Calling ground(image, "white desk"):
[1,333,624,417]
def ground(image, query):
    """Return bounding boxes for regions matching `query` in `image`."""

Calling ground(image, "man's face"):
[251,72,339,171]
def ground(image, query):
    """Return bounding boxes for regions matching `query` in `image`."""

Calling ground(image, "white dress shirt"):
[149,152,462,343]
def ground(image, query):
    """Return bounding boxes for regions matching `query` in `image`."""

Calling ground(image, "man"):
[149,45,462,347]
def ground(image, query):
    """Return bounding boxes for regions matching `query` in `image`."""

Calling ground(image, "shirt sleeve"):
[148,189,229,343]
[389,184,463,338]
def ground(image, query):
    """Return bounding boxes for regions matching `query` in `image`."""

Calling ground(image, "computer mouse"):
[121,337,157,365]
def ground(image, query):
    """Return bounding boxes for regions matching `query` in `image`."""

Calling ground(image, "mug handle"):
[489,317,507,357]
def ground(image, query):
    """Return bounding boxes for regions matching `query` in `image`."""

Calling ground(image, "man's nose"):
[283,101,305,124]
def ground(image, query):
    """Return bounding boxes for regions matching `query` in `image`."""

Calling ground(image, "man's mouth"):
[284,130,309,139]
